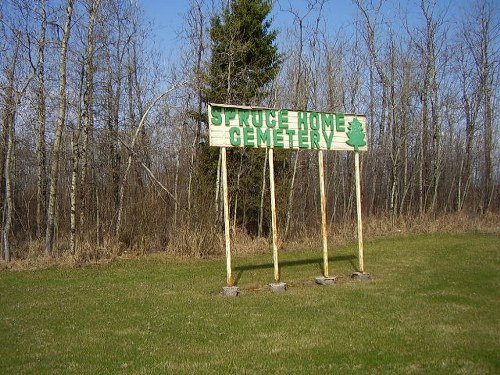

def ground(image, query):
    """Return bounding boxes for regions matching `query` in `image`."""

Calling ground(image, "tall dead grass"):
[167,223,222,258]
[1,211,498,270]
[275,211,500,253]
[364,211,500,238]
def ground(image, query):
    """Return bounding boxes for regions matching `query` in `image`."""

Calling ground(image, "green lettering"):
[278,110,288,129]
[322,129,334,149]
[252,110,263,127]
[243,127,255,146]
[225,108,236,126]
[266,109,276,128]
[224,108,236,126]
[239,109,250,126]
[310,131,320,148]
[298,129,309,148]
[257,127,271,146]
[321,113,333,130]
[285,129,295,147]
[336,113,345,132]
[273,129,284,148]
[210,107,222,125]
[310,112,320,130]
[229,127,241,146]
[298,111,308,130]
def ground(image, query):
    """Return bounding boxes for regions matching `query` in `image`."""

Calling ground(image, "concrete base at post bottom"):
[222,286,240,297]
[315,276,337,285]
[269,282,287,292]
[351,272,371,281]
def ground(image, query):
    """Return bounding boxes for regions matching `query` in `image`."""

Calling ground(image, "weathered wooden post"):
[221,147,240,296]
[315,150,336,285]
[268,147,287,292]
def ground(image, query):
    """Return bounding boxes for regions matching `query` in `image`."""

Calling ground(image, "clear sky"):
[138,0,187,63]
[138,0,473,67]
[138,0,358,63]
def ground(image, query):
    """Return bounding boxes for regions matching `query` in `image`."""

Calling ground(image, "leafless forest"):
[0,0,498,262]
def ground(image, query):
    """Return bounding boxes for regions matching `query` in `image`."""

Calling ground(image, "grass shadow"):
[234,255,356,285]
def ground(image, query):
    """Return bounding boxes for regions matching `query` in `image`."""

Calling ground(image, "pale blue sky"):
[138,0,187,62]
[138,0,473,66]
[139,0,358,63]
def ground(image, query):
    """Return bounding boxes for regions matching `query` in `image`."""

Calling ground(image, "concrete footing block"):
[351,272,371,281]
[269,282,287,292]
[315,276,337,285]
[222,286,240,297]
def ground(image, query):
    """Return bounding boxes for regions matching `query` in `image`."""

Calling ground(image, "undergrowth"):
[2,211,499,270]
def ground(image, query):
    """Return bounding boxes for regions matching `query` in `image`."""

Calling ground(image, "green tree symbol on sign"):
[346,118,366,151]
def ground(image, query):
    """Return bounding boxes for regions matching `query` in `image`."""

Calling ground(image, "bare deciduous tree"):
[45,0,75,256]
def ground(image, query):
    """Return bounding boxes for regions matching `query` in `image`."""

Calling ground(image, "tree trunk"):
[174,150,180,226]
[2,104,15,262]
[284,150,299,239]
[45,0,75,256]
[483,83,493,212]
[188,0,205,215]
[2,31,31,261]
[36,0,47,239]
[232,151,244,233]
[70,115,80,255]
[1,44,18,261]
[2,111,14,262]
[80,0,99,235]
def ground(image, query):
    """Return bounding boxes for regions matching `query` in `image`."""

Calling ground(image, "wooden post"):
[318,150,329,277]
[221,147,233,287]
[268,148,280,283]
[354,151,364,273]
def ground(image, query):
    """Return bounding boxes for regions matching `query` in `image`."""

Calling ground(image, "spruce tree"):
[197,0,282,234]
[205,0,280,105]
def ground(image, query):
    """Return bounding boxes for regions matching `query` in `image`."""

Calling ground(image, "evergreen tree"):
[205,0,280,105]
[197,0,282,234]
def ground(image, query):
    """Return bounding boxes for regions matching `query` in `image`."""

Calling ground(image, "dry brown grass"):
[280,211,500,253]
[167,222,223,257]
[2,211,498,270]
[363,211,500,239]
[231,227,270,255]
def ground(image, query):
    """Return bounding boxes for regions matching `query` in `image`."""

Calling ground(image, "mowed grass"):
[0,233,498,374]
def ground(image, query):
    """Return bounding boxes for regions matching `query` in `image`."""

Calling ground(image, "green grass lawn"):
[0,233,498,374]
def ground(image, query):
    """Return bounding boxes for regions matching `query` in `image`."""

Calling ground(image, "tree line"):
[0,0,498,261]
